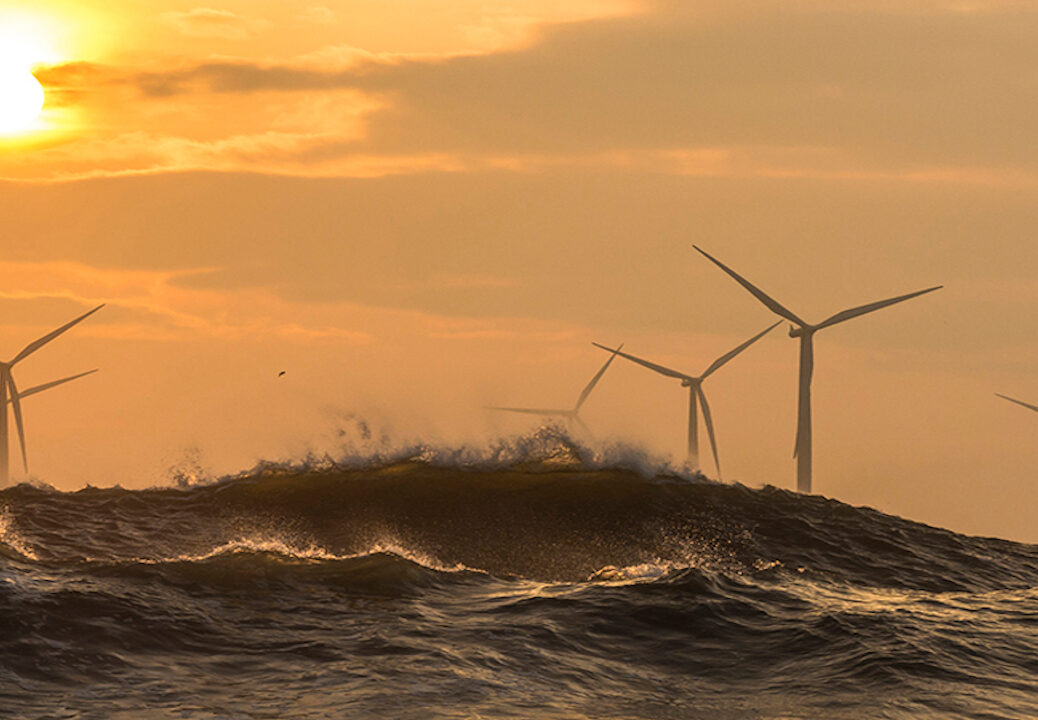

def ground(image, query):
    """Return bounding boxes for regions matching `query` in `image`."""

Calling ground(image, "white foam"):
[586,562,673,584]
[0,507,39,561]
[137,533,481,575]
[215,422,708,488]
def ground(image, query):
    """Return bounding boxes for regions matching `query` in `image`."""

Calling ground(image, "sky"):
[0,0,1036,542]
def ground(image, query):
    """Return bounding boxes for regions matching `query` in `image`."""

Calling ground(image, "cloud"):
[160,8,266,40]
[2,169,1012,343]
[1,132,462,181]
[0,260,366,344]
[18,1,1038,183]
[139,5,1038,168]
[302,6,335,24]
[0,258,590,351]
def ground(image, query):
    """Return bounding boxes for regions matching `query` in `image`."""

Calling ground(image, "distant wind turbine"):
[593,322,779,479]
[996,393,1038,414]
[486,345,623,434]
[0,305,104,486]
[693,246,941,494]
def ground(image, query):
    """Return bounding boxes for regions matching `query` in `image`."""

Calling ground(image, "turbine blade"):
[6,369,99,404]
[574,415,592,435]
[696,386,721,480]
[700,321,781,379]
[575,343,623,411]
[7,375,28,474]
[592,342,691,381]
[12,304,105,365]
[693,246,807,327]
[815,286,942,331]
[995,393,1038,414]
[485,406,571,416]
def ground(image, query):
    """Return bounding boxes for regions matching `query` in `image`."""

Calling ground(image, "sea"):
[1,429,1035,719]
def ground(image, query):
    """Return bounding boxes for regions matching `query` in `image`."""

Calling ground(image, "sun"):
[0,67,45,134]
[0,16,61,137]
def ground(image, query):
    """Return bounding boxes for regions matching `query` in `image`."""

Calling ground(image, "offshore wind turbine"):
[693,246,941,494]
[0,305,104,486]
[593,322,779,479]
[996,393,1038,414]
[486,345,623,434]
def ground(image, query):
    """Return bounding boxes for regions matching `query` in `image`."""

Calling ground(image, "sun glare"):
[0,17,60,136]
[0,68,45,134]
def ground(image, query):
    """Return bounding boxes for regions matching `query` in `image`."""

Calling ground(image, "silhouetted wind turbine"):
[486,345,623,434]
[0,305,104,486]
[693,246,941,494]
[996,393,1038,414]
[593,323,778,479]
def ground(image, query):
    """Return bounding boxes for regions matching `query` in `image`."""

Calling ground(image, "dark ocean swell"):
[1,459,1036,719]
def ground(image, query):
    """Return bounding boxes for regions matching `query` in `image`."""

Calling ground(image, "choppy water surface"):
[1,444,1036,719]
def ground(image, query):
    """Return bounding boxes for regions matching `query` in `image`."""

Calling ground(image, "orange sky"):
[1,0,1037,542]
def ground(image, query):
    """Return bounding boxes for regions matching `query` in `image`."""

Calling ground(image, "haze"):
[1,0,1036,543]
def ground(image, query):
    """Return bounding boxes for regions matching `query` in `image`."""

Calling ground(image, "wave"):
[2,446,1035,593]
[82,547,491,598]
[1,436,1036,719]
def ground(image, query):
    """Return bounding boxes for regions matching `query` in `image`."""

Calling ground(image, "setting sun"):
[0,13,63,135]
[0,67,45,134]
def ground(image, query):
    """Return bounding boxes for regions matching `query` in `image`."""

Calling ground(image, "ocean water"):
[1,436,1036,719]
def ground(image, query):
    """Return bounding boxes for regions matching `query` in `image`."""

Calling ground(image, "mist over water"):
[1,427,1036,719]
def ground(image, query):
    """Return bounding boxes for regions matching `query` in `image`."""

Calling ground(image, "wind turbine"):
[693,246,941,494]
[996,393,1038,414]
[593,322,779,479]
[0,305,104,486]
[486,345,623,434]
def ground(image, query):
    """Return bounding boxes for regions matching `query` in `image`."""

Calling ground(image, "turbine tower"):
[0,305,104,486]
[693,246,940,494]
[487,345,623,434]
[996,393,1038,414]
[593,322,778,479]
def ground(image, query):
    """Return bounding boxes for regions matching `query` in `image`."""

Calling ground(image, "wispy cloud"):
[0,261,371,344]
[301,6,335,24]
[0,260,584,347]
[160,8,267,40]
